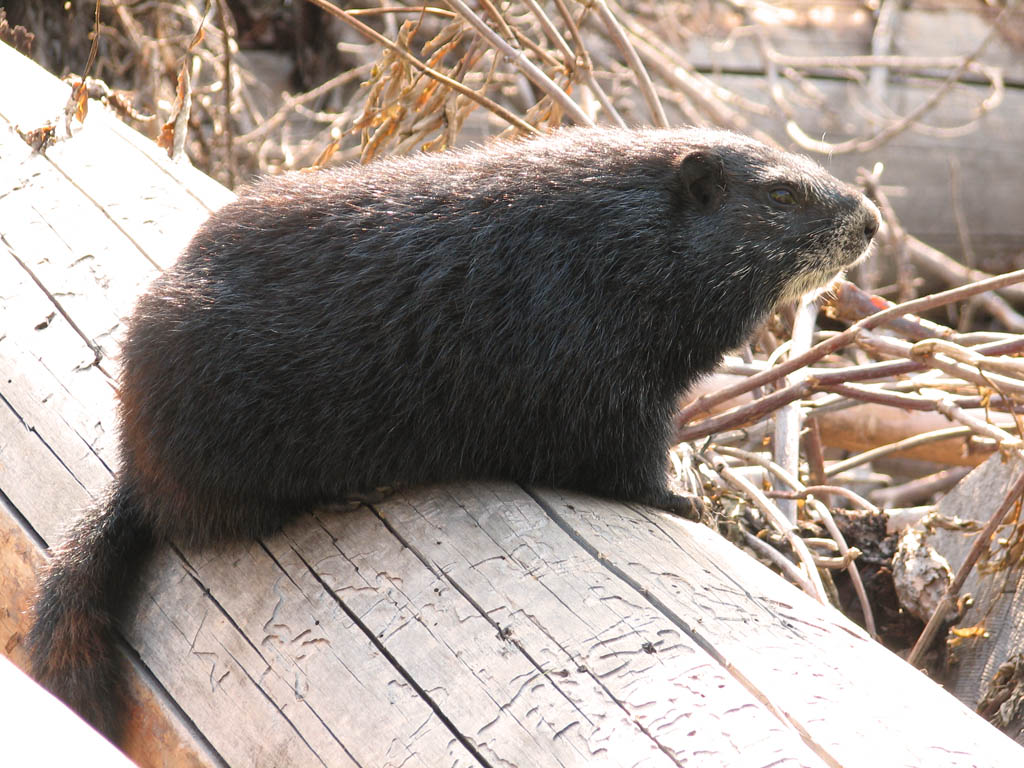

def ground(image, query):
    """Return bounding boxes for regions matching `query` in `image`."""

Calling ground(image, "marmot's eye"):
[769,187,798,206]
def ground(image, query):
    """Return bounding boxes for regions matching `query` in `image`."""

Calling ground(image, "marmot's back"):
[31,127,879,737]
[121,127,878,542]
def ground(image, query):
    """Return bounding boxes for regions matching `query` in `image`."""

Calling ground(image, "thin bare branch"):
[714,446,877,637]
[677,268,1024,430]
[442,0,594,126]
[592,0,667,127]
[702,451,830,603]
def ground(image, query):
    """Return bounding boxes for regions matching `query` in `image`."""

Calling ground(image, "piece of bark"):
[922,451,1024,744]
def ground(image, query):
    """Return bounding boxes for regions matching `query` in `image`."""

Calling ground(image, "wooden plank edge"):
[0,385,225,768]
[0,42,233,213]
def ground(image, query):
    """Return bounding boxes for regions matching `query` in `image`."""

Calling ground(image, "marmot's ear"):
[676,150,725,211]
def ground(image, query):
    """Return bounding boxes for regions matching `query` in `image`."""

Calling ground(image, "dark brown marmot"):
[29,127,879,738]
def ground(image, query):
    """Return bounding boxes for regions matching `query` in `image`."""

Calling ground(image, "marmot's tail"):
[28,481,153,740]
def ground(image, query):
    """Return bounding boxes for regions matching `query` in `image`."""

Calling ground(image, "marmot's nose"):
[861,198,881,244]
[864,214,879,242]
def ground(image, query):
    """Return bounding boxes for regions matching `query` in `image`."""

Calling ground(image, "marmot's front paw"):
[345,486,397,505]
[639,489,706,521]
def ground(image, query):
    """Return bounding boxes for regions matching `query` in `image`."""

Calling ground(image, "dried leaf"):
[312,140,341,169]
[156,122,175,151]
[361,115,400,163]
[71,81,89,123]
[422,19,463,56]
[950,623,989,640]
[18,123,57,153]
[187,0,209,52]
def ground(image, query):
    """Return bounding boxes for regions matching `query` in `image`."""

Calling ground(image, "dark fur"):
[29,127,878,738]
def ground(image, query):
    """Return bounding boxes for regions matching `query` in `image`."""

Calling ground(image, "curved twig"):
[443,0,594,126]
[715,446,877,638]
[702,450,830,604]
[676,268,1024,431]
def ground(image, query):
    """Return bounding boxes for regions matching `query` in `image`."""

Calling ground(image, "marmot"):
[29,127,879,738]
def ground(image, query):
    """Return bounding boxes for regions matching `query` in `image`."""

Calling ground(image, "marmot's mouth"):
[779,273,829,304]
[844,241,875,270]
[778,243,872,304]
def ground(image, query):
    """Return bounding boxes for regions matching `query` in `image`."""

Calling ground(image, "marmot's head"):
[469,126,880,313]
[659,128,880,305]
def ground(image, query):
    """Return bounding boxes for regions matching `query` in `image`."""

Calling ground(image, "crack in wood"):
[288,545,495,768]
[529,488,845,768]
